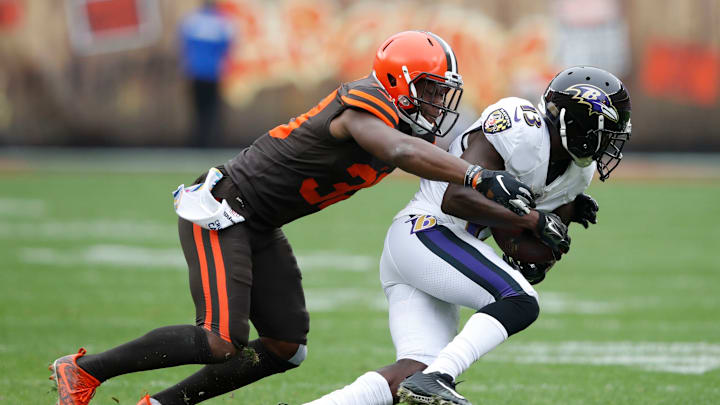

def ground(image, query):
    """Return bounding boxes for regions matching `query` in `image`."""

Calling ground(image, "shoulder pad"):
[480,98,547,174]
[481,97,539,134]
[481,107,513,135]
[340,78,400,128]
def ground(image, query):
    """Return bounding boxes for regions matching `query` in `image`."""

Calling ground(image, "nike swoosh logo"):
[436,380,466,400]
[547,219,564,237]
[547,221,559,234]
[495,175,511,195]
[514,106,521,122]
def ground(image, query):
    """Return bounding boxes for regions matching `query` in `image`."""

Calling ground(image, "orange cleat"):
[50,348,101,405]
[136,394,153,405]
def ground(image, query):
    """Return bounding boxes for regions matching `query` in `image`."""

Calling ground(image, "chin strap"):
[400,112,433,136]
[401,65,415,98]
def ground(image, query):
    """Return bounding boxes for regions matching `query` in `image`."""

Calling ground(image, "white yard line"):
[297,251,376,272]
[0,198,46,216]
[18,245,377,273]
[486,341,720,374]
[539,292,621,314]
[303,288,387,312]
[20,245,186,269]
[318,339,720,375]
[0,220,176,241]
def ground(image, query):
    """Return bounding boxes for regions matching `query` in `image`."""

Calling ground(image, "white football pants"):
[379,215,537,365]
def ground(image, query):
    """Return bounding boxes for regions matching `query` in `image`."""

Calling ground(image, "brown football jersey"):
[225,75,421,228]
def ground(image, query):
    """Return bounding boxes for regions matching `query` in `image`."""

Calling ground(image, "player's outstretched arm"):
[441,130,540,230]
[332,108,471,184]
[332,109,534,214]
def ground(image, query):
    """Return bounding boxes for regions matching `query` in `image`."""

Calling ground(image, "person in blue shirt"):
[179,0,235,147]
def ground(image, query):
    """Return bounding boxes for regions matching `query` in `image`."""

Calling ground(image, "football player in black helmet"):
[300,67,630,405]
[539,66,632,181]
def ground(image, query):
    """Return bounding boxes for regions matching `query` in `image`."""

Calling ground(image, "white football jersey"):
[396,97,595,233]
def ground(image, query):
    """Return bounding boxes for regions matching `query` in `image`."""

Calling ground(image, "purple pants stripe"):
[417,226,523,299]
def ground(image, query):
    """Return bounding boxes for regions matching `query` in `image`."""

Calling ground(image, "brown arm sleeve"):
[333,108,472,185]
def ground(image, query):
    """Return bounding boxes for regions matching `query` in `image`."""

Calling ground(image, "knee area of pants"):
[287,343,307,366]
[211,342,240,361]
[483,294,540,336]
[510,293,540,327]
[511,292,539,313]
[207,335,240,360]
[526,295,540,320]
[261,338,307,364]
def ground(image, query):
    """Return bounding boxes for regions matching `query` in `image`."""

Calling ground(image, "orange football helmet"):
[373,30,463,137]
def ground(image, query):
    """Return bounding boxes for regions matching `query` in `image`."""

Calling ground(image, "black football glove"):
[572,193,599,228]
[465,165,535,216]
[503,254,556,285]
[536,211,570,259]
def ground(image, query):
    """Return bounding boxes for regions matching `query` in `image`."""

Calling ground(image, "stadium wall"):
[0,0,717,150]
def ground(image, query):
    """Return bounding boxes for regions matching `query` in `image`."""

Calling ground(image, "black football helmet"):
[539,66,631,181]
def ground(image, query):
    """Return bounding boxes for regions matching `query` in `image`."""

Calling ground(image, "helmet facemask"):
[558,106,632,181]
[539,66,632,182]
[398,69,463,137]
[594,115,631,181]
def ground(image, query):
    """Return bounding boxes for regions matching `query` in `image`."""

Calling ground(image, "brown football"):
[492,202,575,263]
[491,226,555,263]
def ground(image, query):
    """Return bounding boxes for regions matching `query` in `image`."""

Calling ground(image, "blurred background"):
[2,2,720,403]
[0,0,718,153]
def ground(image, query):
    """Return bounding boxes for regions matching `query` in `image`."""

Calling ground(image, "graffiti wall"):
[0,0,718,149]
[218,1,554,110]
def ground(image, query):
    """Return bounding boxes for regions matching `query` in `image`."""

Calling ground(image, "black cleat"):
[397,371,471,405]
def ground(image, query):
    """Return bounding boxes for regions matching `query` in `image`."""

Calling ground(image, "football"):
[491,226,555,263]
[492,202,575,263]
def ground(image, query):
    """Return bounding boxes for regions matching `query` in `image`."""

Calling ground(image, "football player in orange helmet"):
[372,30,463,138]
[50,31,536,405]
[303,67,628,405]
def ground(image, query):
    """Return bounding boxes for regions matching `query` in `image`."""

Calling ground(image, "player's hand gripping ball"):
[492,211,570,263]
[491,226,557,263]
[502,254,555,285]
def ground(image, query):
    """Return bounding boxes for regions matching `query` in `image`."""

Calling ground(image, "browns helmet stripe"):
[427,31,458,75]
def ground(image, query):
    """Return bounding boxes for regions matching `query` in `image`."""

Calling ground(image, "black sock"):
[152,339,299,405]
[76,325,217,382]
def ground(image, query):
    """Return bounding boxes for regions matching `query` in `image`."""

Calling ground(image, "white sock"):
[303,371,393,405]
[424,312,508,379]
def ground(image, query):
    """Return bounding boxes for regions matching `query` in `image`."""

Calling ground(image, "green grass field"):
[1,154,719,404]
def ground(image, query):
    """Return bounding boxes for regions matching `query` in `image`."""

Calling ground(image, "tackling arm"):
[332,108,470,184]
[441,131,540,230]
[331,109,535,213]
